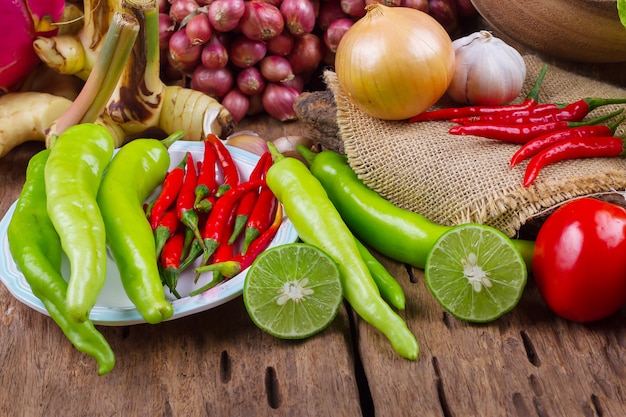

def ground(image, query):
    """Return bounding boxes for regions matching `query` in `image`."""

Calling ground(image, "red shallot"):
[281,0,317,37]
[168,29,203,72]
[262,83,300,121]
[237,66,266,96]
[201,36,229,69]
[259,56,295,83]
[324,18,353,53]
[159,13,176,50]
[287,33,323,75]
[185,12,212,46]
[239,1,285,41]
[266,31,295,56]
[221,88,250,123]
[341,0,367,18]
[229,36,267,68]
[191,65,235,99]
[318,1,350,30]
[208,0,245,32]
[169,0,199,24]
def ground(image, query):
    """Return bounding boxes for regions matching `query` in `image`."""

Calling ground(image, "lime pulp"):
[243,243,343,339]
[424,224,527,323]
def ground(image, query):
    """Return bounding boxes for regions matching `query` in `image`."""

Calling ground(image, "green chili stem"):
[525,64,548,103]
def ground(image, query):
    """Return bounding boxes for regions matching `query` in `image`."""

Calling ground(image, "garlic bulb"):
[446,31,526,106]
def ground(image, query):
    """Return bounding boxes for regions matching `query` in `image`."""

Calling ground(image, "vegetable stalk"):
[47,11,140,144]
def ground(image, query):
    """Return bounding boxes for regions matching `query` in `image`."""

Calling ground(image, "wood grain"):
[1,117,625,416]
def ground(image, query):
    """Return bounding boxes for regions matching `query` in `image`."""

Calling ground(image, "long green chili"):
[8,149,115,375]
[44,123,115,323]
[96,133,183,324]
[266,143,419,360]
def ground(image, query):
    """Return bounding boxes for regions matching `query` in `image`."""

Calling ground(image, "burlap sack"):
[323,55,626,238]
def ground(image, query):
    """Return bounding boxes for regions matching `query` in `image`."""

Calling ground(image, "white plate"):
[0,141,298,326]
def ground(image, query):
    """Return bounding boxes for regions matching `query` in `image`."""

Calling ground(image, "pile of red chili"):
[409,65,626,187]
[146,133,280,298]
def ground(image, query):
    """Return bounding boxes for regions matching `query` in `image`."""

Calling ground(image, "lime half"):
[425,224,527,323]
[243,243,343,339]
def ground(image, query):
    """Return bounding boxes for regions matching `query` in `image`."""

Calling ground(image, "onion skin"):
[341,0,367,18]
[262,83,300,121]
[281,0,318,37]
[191,66,235,99]
[318,1,350,30]
[168,29,203,73]
[287,33,323,75]
[169,0,200,24]
[159,13,176,50]
[260,55,295,83]
[335,4,455,120]
[229,36,268,68]
[266,31,295,56]
[427,0,459,36]
[240,0,285,41]
[237,66,266,96]
[201,35,229,69]
[1,0,65,92]
[208,0,245,32]
[324,18,354,53]
[185,12,213,46]
[221,89,250,123]
[401,0,429,12]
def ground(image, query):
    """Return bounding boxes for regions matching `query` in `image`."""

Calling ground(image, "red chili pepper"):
[149,156,187,230]
[449,109,624,144]
[199,227,236,285]
[194,137,217,208]
[242,184,277,254]
[198,178,267,267]
[523,136,626,187]
[510,115,625,167]
[177,153,206,250]
[154,209,180,259]
[228,151,272,245]
[191,206,283,296]
[455,97,626,125]
[450,103,562,125]
[160,231,185,299]
[408,65,548,122]
[207,133,240,197]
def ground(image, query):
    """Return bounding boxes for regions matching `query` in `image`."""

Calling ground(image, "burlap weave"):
[324,55,626,237]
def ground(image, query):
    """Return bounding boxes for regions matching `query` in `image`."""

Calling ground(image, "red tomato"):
[533,197,626,322]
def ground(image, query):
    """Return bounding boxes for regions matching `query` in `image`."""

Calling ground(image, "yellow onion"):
[334,4,455,120]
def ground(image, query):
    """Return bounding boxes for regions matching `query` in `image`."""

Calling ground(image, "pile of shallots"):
[158,0,477,122]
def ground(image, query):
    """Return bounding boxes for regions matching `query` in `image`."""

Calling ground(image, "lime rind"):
[243,243,343,339]
[425,224,527,323]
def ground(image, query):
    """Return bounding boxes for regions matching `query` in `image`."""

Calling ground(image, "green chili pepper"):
[8,150,115,375]
[96,134,183,324]
[354,238,406,311]
[266,143,419,360]
[297,147,537,271]
[45,123,115,323]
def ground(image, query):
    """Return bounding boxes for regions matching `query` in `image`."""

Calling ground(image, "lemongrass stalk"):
[102,0,164,137]
[47,12,139,145]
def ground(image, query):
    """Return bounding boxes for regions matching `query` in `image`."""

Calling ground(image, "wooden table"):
[1,114,625,417]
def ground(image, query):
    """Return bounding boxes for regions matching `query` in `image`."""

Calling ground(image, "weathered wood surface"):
[1,116,625,417]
